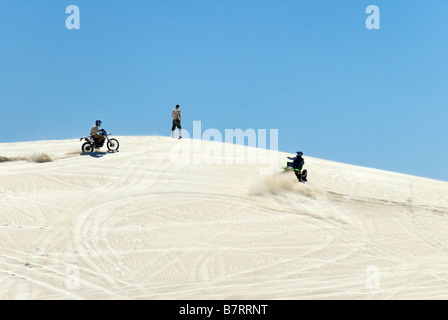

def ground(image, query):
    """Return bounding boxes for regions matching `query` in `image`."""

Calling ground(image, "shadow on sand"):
[80,150,119,158]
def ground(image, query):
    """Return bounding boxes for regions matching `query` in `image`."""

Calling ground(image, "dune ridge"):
[1,136,448,299]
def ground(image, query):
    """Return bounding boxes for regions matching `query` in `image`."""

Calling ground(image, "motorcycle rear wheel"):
[82,142,94,153]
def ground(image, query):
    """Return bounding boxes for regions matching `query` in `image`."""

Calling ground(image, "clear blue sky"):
[1,0,447,181]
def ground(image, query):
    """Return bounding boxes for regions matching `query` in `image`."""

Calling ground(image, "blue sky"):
[1,0,447,181]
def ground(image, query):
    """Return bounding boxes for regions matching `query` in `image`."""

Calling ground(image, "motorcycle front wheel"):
[107,138,119,151]
[82,142,94,153]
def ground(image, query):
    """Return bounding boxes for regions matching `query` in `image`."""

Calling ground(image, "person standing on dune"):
[171,104,182,139]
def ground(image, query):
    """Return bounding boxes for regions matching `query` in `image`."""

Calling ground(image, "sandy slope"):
[1,136,448,299]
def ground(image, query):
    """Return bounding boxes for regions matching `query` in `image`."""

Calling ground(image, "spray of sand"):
[248,171,350,224]
[0,153,58,163]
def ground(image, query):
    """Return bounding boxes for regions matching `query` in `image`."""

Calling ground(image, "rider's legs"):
[92,134,104,147]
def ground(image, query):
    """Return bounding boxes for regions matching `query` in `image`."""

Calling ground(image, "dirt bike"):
[281,164,308,183]
[79,129,119,153]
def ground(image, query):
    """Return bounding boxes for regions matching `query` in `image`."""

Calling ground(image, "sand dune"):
[1,136,448,299]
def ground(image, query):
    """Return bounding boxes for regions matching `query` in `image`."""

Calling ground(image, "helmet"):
[96,120,102,126]
[297,151,303,156]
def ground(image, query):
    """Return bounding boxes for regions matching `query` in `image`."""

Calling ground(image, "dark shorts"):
[172,120,181,130]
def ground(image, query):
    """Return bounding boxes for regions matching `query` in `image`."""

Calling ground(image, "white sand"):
[1,136,448,299]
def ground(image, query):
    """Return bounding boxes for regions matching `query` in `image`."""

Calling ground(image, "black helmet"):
[96,120,102,126]
[297,151,303,156]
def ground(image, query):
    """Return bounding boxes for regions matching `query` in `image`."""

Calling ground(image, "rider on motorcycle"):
[91,120,105,147]
[287,151,307,182]
[287,151,305,171]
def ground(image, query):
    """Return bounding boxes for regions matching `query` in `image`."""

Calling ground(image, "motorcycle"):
[281,164,308,183]
[80,129,119,153]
